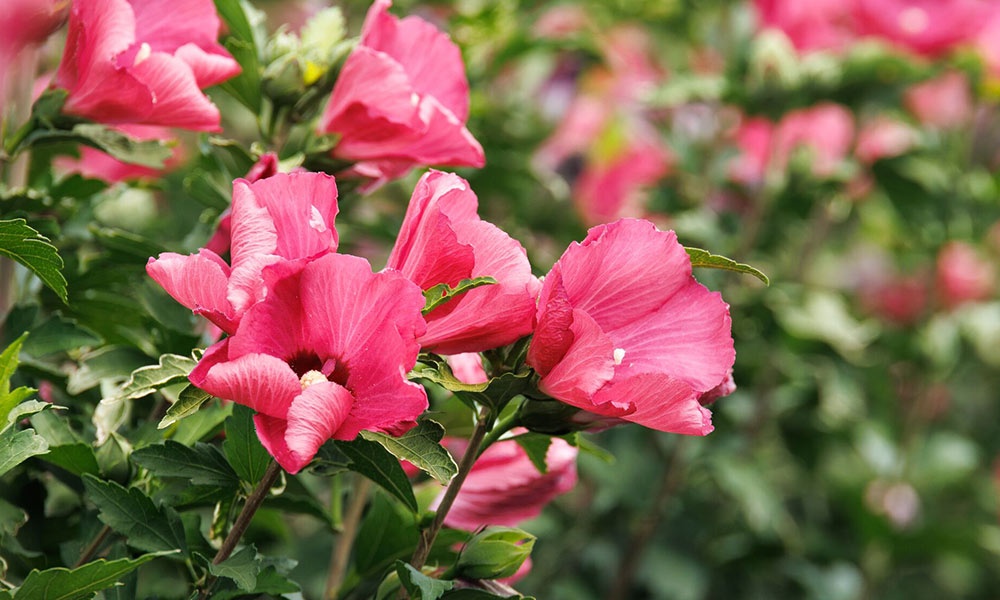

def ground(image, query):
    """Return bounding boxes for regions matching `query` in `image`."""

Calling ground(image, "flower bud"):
[455,527,535,581]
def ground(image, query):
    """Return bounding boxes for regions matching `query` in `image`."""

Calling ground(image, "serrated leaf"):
[211,566,300,600]
[170,400,231,445]
[0,428,48,477]
[0,220,67,302]
[208,545,261,591]
[158,385,213,429]
[71,124,172,169]
[104,354,198,405]
[12,552,174,600]
[82,475,188,555]
[513,433,551,474]
[223,404,271,484]
[335,438,417,513]
[396,561,455,600]
[423,277,497,314]
[360,420,457,484]
[132,441,239,488]
[685,247,769,285]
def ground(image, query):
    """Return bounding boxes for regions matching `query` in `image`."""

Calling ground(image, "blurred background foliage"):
[3,0,1000,598]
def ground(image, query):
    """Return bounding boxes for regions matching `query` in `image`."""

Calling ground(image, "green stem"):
[477,408,521,458]
[198,460,282,599]
[409,406,492,571]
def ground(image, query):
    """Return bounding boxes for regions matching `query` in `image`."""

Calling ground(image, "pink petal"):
[57,0,154,122]
[526,270,575,377]
[444,353,488,384]
[227,260,311,363]
[537,308,616,409]
[174,43,241,88]
[360,0,470,120]
[146,249,238,333]
[556,220,694,332]
[126,50,222,131]
[593,373,714,435]
[241,173,340,261]
[198,352,300,419]
[320,46,418,136]
[608,283,734,393]
[283,381,355,473]
[130,0,224,55]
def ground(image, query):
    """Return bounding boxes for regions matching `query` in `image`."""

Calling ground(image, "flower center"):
[299,370,327,390]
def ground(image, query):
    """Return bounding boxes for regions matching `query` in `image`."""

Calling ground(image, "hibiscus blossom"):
[526,219,734,434]
[189,253,428,474]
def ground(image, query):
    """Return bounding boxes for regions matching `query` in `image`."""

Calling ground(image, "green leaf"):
[170,400,231,445]
[158,385,213,429]
[360,420,458,484]
[0,220,67,302]
[105,354,198,404]
[21,315,101,357]
[213,0,263,112]
[66,347,150,395]
[411,358,533,412]
[396,561,455,600]
[208,545,261,591]
[355,492,419,576]
[12,552,174,600]
[685,247,769,285]
[211,566,300,600]
[512,433,551,474]
[82,475,188,555]
[561,432,615,464]
[0,428,48,477]
[223,404,271,484]
[423,277,497,314]
[0,333,33,423]
[70,123,172,169]
[335,438,417,513]
[38,443,100,476]
[132,441,239,488]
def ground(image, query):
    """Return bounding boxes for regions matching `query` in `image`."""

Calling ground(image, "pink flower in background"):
[904,71,973,129]
[729,117,774,186]
[772,103,854,178]
[936,242,996,309]
[440,434,578,530]
[54,0,240,130]
[445,353,489,385]
[147,172,340,334]
[855,116,918,163]
[386,170,540,354]
[189,253,428,474]
[854,0,991,57]
[318,0,484,186]
[55,124,184,182]
[526,219,734,435]
[754,0,858,54]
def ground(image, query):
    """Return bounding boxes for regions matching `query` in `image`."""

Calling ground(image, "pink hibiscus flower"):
[147,172,340,334]
[526,219,735,435]
[318,0,484,186]
[754,0,858,54]
[439,434,578,531]
[853,0,992,57]
[936,241,996,309]
[386,170,540,354]
[54,0,240,130]
[189,253,429,474]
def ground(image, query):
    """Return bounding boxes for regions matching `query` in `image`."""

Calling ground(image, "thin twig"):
[73,524,112,568]
[325,476,373,599]
[409,407,491,571]
[198,460,282,599]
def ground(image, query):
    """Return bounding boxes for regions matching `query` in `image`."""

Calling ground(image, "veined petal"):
[146,249,237,332]
[593,373,714,435]
[174,42,241,88]
[245,173,340,261]
[130,0,225,55]
[538,308,616,408]
[198,352,300,419]
[127,50,222,131]
[320,45,418,136]
[283,381,355,473]
[360,0,470,121]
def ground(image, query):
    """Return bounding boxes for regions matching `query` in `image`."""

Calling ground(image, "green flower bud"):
[455,526,535,580]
